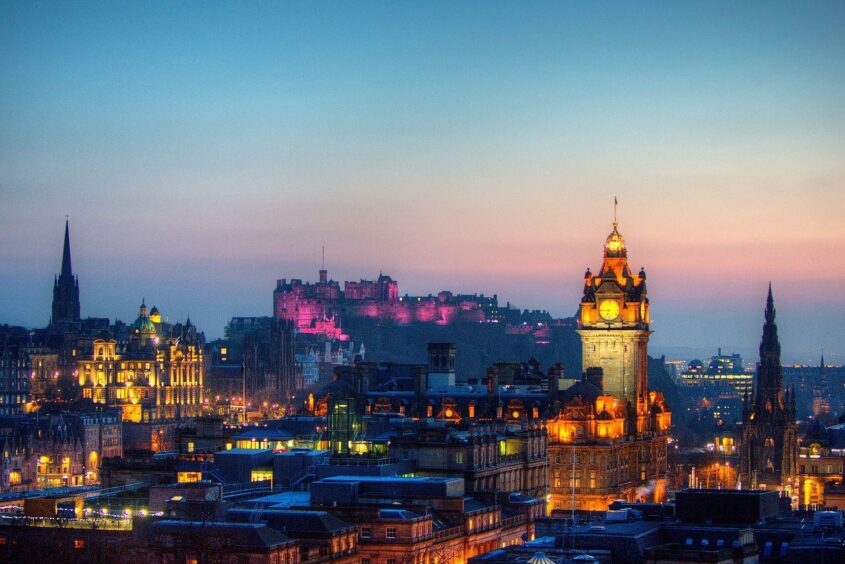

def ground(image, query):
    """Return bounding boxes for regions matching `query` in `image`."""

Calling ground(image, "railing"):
[0,514,133,530]
[329,456,402,466]
[432,524,464,540]
[221,480,272,500]
[501,514,526,528]
[85,481,149,498]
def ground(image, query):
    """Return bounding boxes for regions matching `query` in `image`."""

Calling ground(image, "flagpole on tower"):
[614,196,618,227]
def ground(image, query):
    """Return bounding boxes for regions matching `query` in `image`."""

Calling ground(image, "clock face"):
[599,299,620,321]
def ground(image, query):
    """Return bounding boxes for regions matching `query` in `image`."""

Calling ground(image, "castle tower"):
[51,220,81,327]
[740,285,798,490]
[577,210,650,412]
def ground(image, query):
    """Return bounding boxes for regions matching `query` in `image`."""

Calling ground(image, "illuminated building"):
[390,421,549,498]
[297,475,542,563]
[678,351,753,396]
[67,411,123,485]
[546,213,671,511]
[796,418,845,507]
[739,286,798,492]
[78,301,204,422]
[26,347,60,401]
[273,269,554,338]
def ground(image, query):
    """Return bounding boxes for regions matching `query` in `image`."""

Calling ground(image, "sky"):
[1,1,844,363]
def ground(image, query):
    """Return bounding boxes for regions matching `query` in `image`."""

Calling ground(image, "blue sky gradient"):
[1,2,844,361]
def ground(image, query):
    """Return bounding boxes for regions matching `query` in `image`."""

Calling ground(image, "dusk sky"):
[1,2,844,362]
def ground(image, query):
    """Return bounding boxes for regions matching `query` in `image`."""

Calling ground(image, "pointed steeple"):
[765,282,775,324]
[51,219,81,326]
[61,219,73,279]
[755,284,785,418]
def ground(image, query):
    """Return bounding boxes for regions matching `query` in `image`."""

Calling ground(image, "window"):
[455,452,463,464]
[361,526,371,539]
[386,527,397,540]
[387,559,396,564]
[701,539,709,546]
[763,541,773,557]
[779,542,789,557]
[74,539,85,549]
[685,538,693,546]
[361,559,371,564]
[716,539,725,547]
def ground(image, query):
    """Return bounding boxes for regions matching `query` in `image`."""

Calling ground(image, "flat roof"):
[243,491,311,508]
[319,475,461,484]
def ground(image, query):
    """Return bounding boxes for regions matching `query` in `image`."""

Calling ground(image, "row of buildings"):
[0,222,206,422]
[0,411,121,491]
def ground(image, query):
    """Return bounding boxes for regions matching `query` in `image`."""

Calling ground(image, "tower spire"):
[61,218,73,279]
[51,218,81,325]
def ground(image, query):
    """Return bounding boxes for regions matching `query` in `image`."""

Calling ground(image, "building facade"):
[547,216,671,511]
[78,301,204,421]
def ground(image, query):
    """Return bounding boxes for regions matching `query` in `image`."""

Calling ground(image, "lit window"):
[74,539,85,549]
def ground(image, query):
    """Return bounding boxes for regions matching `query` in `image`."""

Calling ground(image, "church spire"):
[51,219,81,326]
[61,219,73,279]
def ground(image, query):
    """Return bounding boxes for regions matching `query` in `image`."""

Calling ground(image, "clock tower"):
[578,214,650,413]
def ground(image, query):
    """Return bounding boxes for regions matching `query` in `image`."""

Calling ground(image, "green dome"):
[132,314,157,334]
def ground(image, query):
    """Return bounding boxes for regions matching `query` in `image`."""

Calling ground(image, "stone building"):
[546,215,671,511]
[389,421,548,499]
[795,418,845,508]
[0,326,30,415]
[739,286,798,493]
[77,301,204,421]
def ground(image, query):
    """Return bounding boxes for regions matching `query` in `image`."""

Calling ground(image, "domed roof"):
[688,359,703,371]
[132,300,157,335]
[804,418,829,443]
[132,315,156,334]
[709,359,727,372]
[604,223,627,258]
[562,378,602,406]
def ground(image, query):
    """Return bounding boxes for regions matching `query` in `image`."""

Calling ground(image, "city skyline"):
[2,2,844,359]
[0,216,840,364]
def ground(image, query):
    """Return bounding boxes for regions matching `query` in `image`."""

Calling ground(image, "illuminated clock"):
[599,299,620,321]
